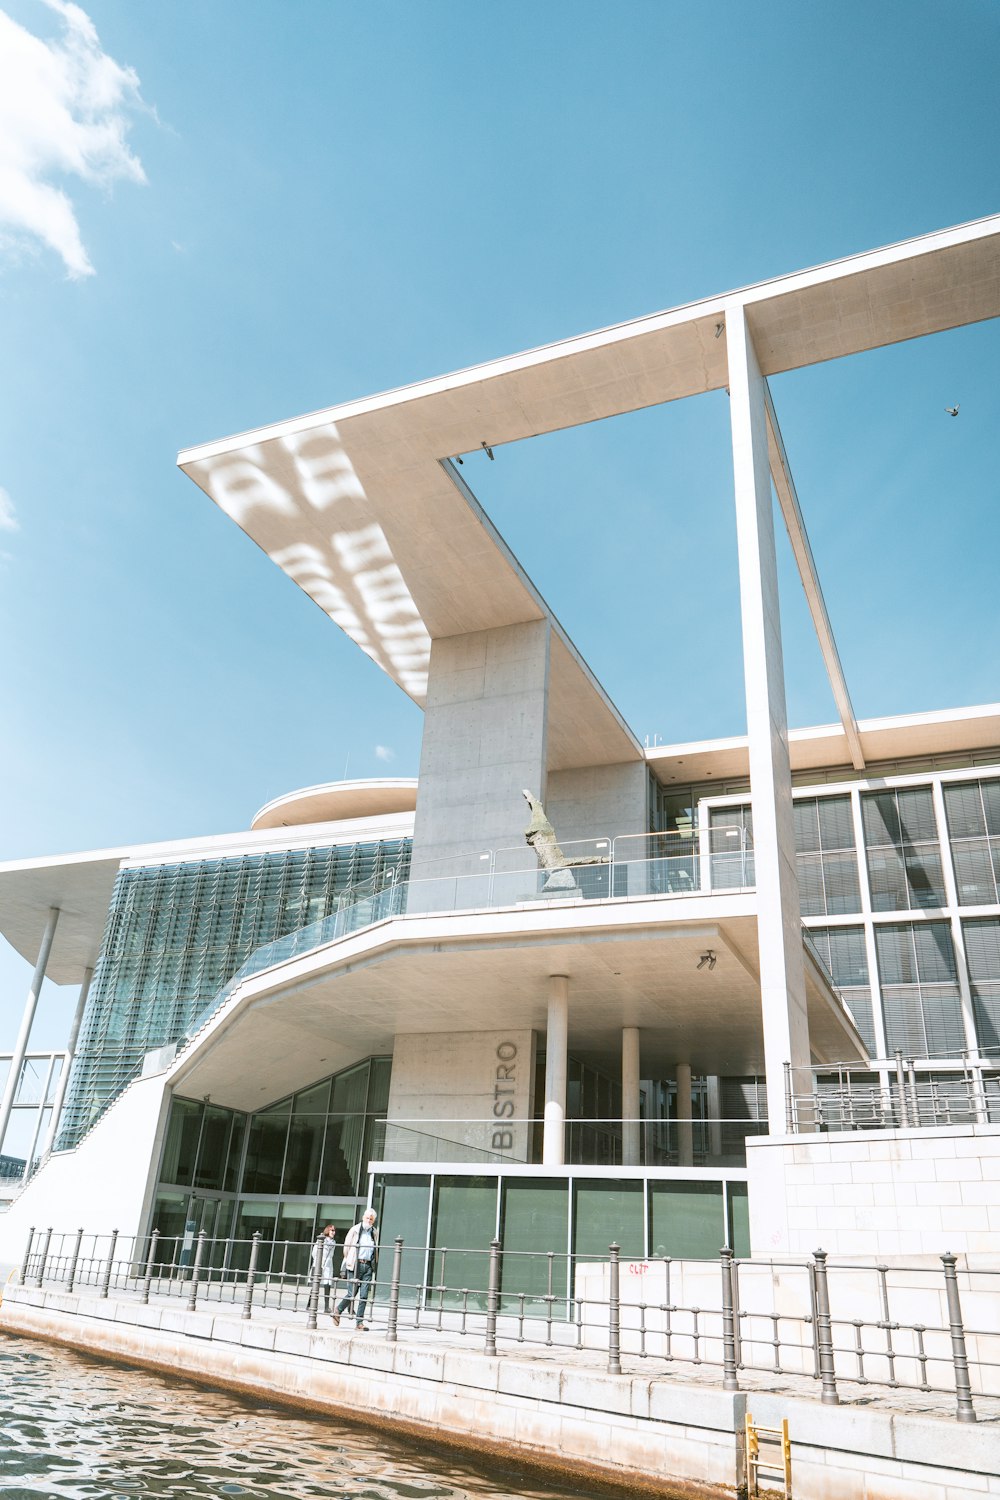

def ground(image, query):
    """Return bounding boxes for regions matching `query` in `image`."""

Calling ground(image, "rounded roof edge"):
[250,778,418,831]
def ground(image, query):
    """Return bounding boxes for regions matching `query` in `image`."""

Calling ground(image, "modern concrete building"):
[1,214,999,1278]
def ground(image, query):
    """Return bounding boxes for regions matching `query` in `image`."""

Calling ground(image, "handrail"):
[14,1227,999,1417]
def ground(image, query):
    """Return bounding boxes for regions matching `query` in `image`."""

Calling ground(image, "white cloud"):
[374,744,395,763]
[0,0,147,278]
[0,486,18,531]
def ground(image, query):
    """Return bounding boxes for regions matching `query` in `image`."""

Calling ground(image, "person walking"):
[310,1224,337,1314]
[332,1208,378,1331]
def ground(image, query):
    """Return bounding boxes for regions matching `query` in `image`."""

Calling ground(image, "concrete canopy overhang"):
[178,213,1000,772]
[0,850,126,984]
[251,778,418,830]
[166,898,868,1113]
[647,703,1000,787]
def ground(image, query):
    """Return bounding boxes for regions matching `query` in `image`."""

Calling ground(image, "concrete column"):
[409,619,551,888]
[0,906,60,1155]
[543,974,569,1166]
[41,964,93,1158]
[726,304,812,1132]
[622,1027,641,1166]
[706,1075,723,1159]
[676,1063,694,1167]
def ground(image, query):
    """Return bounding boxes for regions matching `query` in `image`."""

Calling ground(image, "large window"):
[963,918,1000,1054]
[58,837,410,1149]
[862,788,945,912]
[809,926,876,1054]
[944,779,1000,907]
[708,805,754,889]
[874,922,965,1057]
[156,1056,390,1212]
[794,796,860,916]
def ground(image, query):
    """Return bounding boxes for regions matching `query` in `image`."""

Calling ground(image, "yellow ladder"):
[745,1411,791,1499]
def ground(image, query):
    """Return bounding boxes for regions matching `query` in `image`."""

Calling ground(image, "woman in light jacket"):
[310,1224,338,1313]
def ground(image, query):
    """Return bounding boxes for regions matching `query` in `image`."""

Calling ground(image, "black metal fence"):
[16,1226,998,1423]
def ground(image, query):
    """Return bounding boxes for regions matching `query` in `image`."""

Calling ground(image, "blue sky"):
[1,0,999,1059]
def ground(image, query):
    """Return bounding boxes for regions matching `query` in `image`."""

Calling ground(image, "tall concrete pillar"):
[409,619,551,887]
[726,304,812,1132]
[622,1027,641,1166]
[706,1075,723,1159]
[543,974,569,1166]
[41,964,93,1157]
[675,1063,694,1167]
[0,906,60,1155]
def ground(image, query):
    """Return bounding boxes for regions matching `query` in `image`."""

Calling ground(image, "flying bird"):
[946,405,960,417]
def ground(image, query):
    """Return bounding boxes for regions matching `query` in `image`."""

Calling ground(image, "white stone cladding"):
[746,1124,1000,1258]
[0,1070,171,1265]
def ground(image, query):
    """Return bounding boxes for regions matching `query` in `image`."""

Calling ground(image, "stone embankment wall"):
[2,1284,998,1500]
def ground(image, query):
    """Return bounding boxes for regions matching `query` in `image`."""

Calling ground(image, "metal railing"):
[786,1051,1000,1132]
[16,1226,997,1421]
[371,1115,767,1167]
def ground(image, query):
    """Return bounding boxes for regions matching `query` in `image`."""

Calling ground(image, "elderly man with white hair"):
[332,1208,378,1331]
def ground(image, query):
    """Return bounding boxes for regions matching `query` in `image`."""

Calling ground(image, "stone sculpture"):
[522,790,603,893]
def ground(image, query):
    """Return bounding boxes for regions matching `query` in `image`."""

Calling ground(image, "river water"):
[0,1333,606,1500]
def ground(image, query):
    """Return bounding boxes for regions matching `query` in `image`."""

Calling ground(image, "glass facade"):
[964,917,1000,1053]
[706,767,1000,1062]
[862,788,945,912]
[794,796,860,916]
[809,926,876,1054]
[944,779,1000,906]
[874,922,965,1057]
[57,838,410,1148]
[151,1057,391,1274]
[371,1167,748,1315]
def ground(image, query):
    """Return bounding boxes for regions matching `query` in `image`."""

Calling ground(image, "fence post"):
[100,1229,119,1299]
[608,1242,622,1375]
[386,1236,404,1344]
[906,1058,920,1126]
[67,1227,84,1293]
[783,1062,794,1133]
[242,1231,261,1321]
[142,1230,160,1306]
[812,1249,839,1405]
[34,1226,53,1289]
[720,1246,739,1392]
[186,1231,206,1312]
[18,1227,35,1286]
[894,1050,910,1127]
[941,1252,977,1423]
[306,1235,323,1331]
[484,1237,501,1358]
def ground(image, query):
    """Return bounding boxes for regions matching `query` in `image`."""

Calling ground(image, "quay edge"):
[2,1284,998,1500]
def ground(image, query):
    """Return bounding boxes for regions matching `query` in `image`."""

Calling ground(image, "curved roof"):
[251,778,418,830]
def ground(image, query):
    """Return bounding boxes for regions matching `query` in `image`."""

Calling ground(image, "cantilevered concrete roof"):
[0,811,414,985]
[251,777,418,830]
[178,213,1000,768]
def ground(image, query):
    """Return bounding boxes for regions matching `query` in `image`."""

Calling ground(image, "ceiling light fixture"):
[697,950,717,971]
[481,441,495,460]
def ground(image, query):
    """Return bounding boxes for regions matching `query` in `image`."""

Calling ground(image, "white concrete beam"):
[763,382,865,771]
